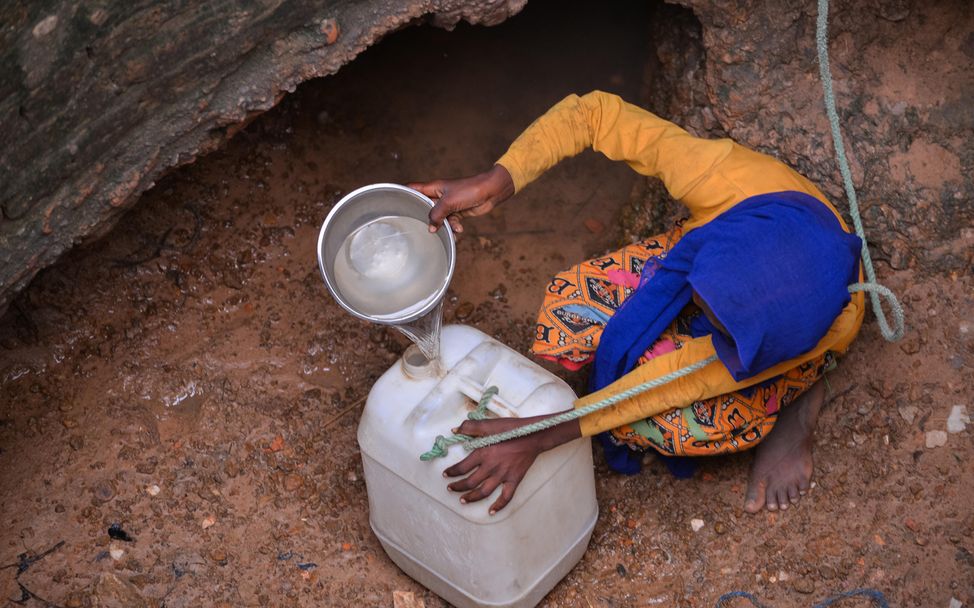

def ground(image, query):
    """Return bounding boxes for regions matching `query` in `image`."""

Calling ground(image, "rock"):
[949,598,962,608]
[899,338,920,355]
[201,514,216,529]
[690,518,705,532]
[64,595,83,608]
[90,573,149,608]
[898,405,918,424]
[925,430,948,449]
[926,431,947,449]
[319,18,341,45]
[61,418,79,429]
[791,578,815,595]
[713,521,726,535]
[455,302,474,321]
[93,482,115,503]
[146,484,160,496]
[947,405,969,433]
[109,543,125,561]
[69,435,84,450]
[393,591,426,608]
[209,548,228,564]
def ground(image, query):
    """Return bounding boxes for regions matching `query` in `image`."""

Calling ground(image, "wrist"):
[538,417,582,452]
[486,164,515,201]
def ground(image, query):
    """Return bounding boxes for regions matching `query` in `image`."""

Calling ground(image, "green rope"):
[419,355,718,460]
[418,0,905,461]
[419,385,498,461]
[816,0,905,342]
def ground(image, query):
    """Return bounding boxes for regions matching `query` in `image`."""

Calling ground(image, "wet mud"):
[1,1,972,606]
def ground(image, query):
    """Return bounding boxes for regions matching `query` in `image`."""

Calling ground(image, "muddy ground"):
[1,2,972,606]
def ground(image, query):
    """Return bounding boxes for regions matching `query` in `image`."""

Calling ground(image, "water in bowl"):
[333,216,449,358]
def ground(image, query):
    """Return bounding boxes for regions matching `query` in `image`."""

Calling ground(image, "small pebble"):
[455,302,474,321]
[690,518,705,532]
[925,430,948,449]
[792,578,815,594]
[713,521,726,535]
[61,418,79,429]
[210,548,228,564]
[146,484,161,496]
[201,515,216,529]
[946,405,969,434]
[32,15,58,37]
[898,405,918,424]
[948,598,962,608]
[319,18,340,45]
[93,483,115,503]
[109,543,125,561]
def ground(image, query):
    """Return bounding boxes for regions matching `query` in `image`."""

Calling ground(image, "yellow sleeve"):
[495,91,734,206]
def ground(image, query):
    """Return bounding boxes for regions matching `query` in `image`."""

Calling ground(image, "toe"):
[776,488,789,510]
[788,484,800,505]
[765,486,778,511]
[743,478,767,513]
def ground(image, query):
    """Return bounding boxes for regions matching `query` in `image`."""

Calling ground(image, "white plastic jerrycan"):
[359,324,598,608]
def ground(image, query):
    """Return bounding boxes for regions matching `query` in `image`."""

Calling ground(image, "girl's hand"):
[443,413,580,515]
[408,164,515,234]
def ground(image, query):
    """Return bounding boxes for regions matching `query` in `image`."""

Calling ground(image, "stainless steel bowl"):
[316,183,456,324]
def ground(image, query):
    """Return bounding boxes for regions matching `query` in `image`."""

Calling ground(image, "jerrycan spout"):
[401,343,443,379]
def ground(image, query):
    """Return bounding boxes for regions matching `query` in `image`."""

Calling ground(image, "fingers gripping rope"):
[420,0,906,461]
[420,386,499,461]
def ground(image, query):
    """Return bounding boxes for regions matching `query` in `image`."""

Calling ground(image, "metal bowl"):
[316,183,455,324]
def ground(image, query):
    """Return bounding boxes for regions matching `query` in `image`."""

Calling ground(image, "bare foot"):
[743,380,825,513]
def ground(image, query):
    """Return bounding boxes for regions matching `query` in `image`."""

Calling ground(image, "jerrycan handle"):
[454,377,519,419]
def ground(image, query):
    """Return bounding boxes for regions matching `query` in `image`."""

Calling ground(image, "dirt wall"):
[629,0,973,274]
[0,0,526,314]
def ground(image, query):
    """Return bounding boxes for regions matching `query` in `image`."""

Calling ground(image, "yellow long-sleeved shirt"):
[496,91,865,437]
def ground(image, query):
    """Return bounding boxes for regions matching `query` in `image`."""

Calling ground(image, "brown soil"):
[1,2,971,607]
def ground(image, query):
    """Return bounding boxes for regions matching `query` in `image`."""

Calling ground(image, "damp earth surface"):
[1,2,972,607]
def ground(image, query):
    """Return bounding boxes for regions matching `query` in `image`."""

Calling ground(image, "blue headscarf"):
[593,191,861,477]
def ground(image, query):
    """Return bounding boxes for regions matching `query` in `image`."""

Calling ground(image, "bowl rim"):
[316,182,456,325]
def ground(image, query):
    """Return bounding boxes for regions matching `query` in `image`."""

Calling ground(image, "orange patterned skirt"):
[530,229,831,457]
